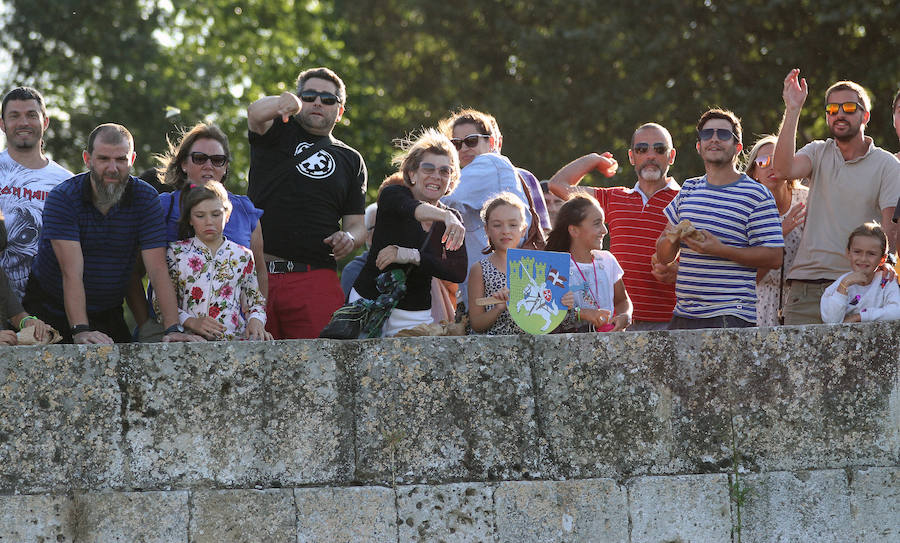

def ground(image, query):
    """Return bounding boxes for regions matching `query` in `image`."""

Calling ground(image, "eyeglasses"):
[419,162,452,179]
[754,154,773,169]
[299,90,342,106]
[825,102,863,115]
[633,142,669,155]
[698,128,737,142]
[450,134,490,150]
[189,152,228,167]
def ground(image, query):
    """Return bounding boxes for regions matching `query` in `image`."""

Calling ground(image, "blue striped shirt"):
[31,173,167,312]
[663,174,784,323]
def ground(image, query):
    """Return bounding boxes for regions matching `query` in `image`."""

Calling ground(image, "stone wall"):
[1,322,898,542]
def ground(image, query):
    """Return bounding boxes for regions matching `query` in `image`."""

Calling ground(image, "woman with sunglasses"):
[745,135,808,326]
[158,123,267,297]
[347,129,468,336]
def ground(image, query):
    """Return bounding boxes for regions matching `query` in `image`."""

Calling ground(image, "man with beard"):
[549,123,680,330]
[24,124,201,344]
[247,67,366,339]
[774,70,900,324]
[656,109,784,330]
[0,87,72,299]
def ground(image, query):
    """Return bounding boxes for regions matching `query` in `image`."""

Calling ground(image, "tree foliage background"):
[3,0,899,198]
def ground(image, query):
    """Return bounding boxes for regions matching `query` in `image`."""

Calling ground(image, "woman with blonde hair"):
[745,135,809,326]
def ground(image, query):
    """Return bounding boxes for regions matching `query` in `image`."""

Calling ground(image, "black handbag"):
[319,302,368,339]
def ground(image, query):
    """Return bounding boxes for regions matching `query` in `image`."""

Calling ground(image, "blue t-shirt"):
[663,174,784,323]
[158,190,262,248]
[31,173,167,312]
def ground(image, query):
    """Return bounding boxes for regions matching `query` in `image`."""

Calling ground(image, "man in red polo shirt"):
[549,123,680,330]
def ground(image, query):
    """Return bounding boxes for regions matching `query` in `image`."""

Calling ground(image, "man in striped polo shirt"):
[23,124,201,344]
[549,123,680,330]
[656,109,784,329]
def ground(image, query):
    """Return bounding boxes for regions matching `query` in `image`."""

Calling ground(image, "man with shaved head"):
[549,122,681,330]
[24,123,200,344]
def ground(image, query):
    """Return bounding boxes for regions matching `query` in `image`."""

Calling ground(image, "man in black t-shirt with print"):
[248,67,367,339]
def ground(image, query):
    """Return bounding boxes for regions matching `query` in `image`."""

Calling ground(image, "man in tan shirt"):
[774,70,900,324]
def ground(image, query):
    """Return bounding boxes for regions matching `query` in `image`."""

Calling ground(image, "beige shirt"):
[788,138,900,280]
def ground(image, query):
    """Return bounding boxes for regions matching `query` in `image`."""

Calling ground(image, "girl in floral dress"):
[165,183,270,340]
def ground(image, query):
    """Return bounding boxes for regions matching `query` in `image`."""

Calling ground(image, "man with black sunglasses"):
[549,122,679,331]
[774,70,900,325]
[247,67,367,339]
[656,109,784,330]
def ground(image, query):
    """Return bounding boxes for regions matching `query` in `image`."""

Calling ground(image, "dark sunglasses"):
[633,142,669,155]
[698,128,737,142]
[825,101,863,115]
[419,162,452,179]
[299,90,342,106]
[450,133,490,150]
[189,152,228,167]
[754,154,773,169]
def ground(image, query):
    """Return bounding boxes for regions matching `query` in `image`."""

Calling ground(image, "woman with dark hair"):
[347,128,468,336]
[157,122,267,296]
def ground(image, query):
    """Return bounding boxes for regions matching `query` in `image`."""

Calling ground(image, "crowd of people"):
[0,66,898,344]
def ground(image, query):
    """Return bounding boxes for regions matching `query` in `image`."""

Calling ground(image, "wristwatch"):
[70,324,91,335]
[164,323,185,335]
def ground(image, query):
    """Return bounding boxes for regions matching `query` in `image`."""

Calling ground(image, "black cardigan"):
[352,185,467,310]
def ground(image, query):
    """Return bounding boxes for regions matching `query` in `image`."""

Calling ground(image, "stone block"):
[354,336,543,484]
[849,467,900,542]
[124,341,354,488]
[731,323,899,472]
[73,490,188,542]
[628,474,731,543]
[533,331,734,479]
[190,488,295,543]
[295,485,396,543]
[0,345,125,493]
[494,479,627,543]
[740,470,851,543]
[397,482,494,542]
[0,493,75,542]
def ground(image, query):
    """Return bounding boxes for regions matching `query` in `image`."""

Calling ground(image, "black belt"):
[787,278,833,285]
[266,260,319,274]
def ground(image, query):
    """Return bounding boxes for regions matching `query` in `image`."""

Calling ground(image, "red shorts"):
[265,269,345,339]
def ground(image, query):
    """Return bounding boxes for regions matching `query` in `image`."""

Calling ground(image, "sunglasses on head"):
[189,152,228,167]
[450,134,490,150]
[825,101,863,115]
[698,128,737,142]
[754,154,773,169]
[299,90,342,106]
[419,162,452,179]
[633,142,669,155]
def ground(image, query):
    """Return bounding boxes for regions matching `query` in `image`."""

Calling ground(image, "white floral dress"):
[165,237,267,340]
[756,186,809,326]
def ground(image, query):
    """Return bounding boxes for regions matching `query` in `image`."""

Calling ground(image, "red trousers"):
[265,269,344,339]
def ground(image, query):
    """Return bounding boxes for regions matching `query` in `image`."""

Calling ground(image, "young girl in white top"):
[545,195,632,332]
[467,193,528,335]
[821,222,900,323]
[163,183,271,340]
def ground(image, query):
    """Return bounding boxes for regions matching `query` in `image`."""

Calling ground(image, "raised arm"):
[774,69,814,181]
[548,152,618,200]
[247,92,303,135]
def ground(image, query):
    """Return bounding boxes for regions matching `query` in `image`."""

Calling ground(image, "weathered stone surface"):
[124,341,354,489]
[849,467,900,542]
[628,474,731,543]
[740,470,851,543]
[0,345,125,493]
[190,489,294,543]
[73,490,188,542]
[534,331,734,479]
[397,482,495,542]
[354,335,542,484]
[731,323,899,472]
[295,486,396,543]
[494,479,627,543]
[0,494,75,542]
